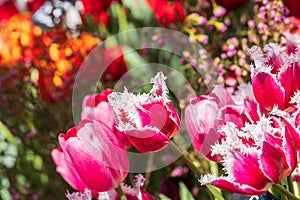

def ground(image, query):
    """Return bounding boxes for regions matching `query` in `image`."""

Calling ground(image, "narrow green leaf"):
[206,185,225,200]
[179,182,195,200]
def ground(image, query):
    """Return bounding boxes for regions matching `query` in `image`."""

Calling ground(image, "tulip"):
[199,116,298,195]
[185,84,265,161]
[145,0,185,27]
[108,72,180,153]
[284,0,300,18]
[248,43,300,111]
[51,148,99,197]
[81,89,131,149]
[52,120,129,196]
[101,46,128,83]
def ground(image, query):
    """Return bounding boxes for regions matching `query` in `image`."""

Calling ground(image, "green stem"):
[273,184,300,200]
[288,175,296,194]
[169,142,225,200]
[115,186,128,200]
[169,142,202,177]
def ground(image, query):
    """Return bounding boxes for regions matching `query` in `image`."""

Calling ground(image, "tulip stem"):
[273,184,300,200]
[169,141,202,177]
[169,142,225,200]
[115,186,128,200]
[288,175,296,194]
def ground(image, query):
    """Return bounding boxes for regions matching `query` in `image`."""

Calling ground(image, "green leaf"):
[0,121,15,144]
[179,182,195,200]
[206,185,225,200]
[122,0,156,25]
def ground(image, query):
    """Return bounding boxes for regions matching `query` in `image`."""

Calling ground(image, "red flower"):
[214,0,250,11]
[145,0,185,27]
[248,43,300,111]
[0,0,18,22]
[26,0,47,12]
[52,120,129,197]
[108,72,180,153]
[79,0,120,25]
[81,89,131,149]
[284,0,300,18]
[101,46,128,82]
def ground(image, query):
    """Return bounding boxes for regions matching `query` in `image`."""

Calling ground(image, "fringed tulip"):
[108,72,180,153]
[81,89,131,149]
[52,120,129,197]
[185,84,265,161]
[200,116,298,195]
[248,43,300,111]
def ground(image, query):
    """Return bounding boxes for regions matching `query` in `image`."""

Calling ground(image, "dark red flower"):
[284,0,300,18]
[214,0,250,11]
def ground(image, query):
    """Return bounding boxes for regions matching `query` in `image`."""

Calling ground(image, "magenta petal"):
[231,151,269,190]
[252,72,285,110]
[64,121,129,192]
[281,117,297,172]
[260,133,285,183]
[200,175,269,195]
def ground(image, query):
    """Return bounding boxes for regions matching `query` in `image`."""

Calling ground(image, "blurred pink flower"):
[52,120,129,196]
[248,43,300,111]
[185,84,265,161]
[81,89,131,149]
[200,115,298,195]
[108,72,180,153]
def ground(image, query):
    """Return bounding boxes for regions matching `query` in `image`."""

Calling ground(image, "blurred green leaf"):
[0,121,15,144]
[158,193,172,200]
[122,0,155,25]
[179,182,195,200]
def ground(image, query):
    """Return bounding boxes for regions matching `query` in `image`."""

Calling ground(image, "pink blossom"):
[81,89,131,149]
[52,120,129,197]
[108,72,180,153]
[185,84,265,161]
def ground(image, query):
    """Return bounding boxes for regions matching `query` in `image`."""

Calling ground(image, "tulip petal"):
[64,120,128,192]
[259,133,285,183]
[252,72,285,110]
[200,174,270,195]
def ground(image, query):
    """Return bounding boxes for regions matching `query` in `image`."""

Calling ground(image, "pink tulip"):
[108,72,180,153]
[200,115,298,195]
[248,43,300,111]
[81,89,131,149]
[185,84,265,161]
[52,120,129,196]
